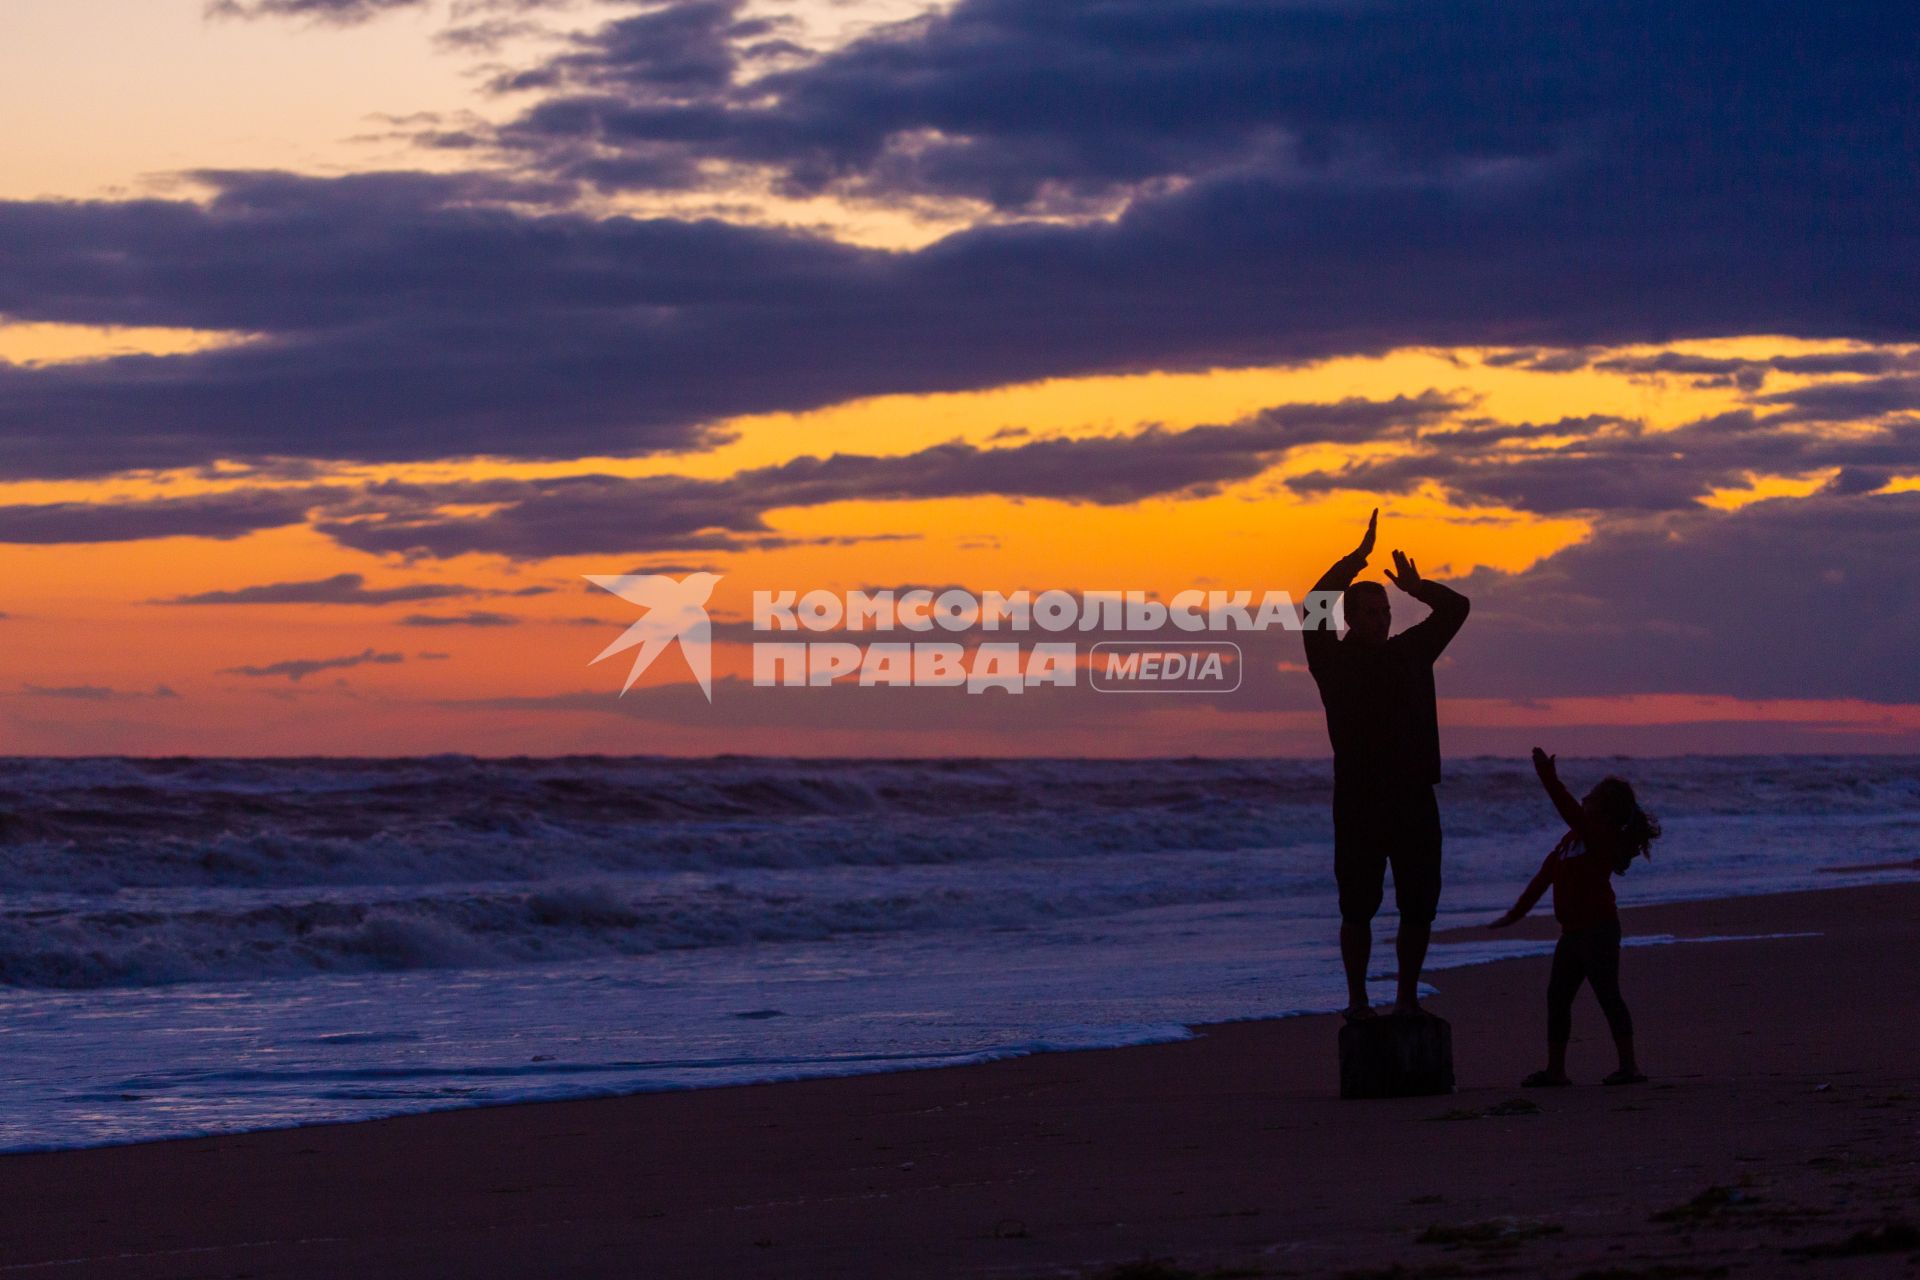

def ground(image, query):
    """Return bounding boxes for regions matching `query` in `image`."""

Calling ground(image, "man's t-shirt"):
[1308,629,1452,785]
[1302,557,1469,788]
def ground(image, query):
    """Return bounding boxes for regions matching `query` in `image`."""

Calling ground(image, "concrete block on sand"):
[1339,1010,1455,1099]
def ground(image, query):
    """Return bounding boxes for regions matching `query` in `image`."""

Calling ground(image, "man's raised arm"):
[1385,549,1470,662]
[1303,508,1376,671]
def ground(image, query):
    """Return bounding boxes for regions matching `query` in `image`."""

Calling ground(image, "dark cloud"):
[431,0,584,53]
[7,0,1920,485]
[0,489,323,543]
[1441,491,1920,702]
[1594,353,1773,392]
[313,392,1460,557]
[220,648,407,681]
[0,171,872,476]
[483,0,1920,228]
[0,0,1908,497]
[1601,355,1920,397]
[205,0,425,24]
[435,17,547,53]
[1485,347,1920,389]
[1754,375,1920,424]
[1290,411,1920,515]
[579,563,718,582]
[1482,349,1608,375]
[318,473,766,558]
[1770,352,1920,377]
[159,572,485,605]
[22,384,1913,582]
[491,0,780,101]
[399,610,523,626]
[15,683,180,701]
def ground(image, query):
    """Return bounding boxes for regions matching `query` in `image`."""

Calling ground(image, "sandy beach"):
[2,881,1915,1279]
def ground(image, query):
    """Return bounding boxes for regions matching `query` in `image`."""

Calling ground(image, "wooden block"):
[1338,1011,1455,1099]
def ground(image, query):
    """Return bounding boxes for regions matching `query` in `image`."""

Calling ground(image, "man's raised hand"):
[1384,549,1424,594]
[1531,746,1557,777]
[1351,508,1379,563]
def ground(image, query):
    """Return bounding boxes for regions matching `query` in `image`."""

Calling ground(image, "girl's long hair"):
[1592,776,1661,873]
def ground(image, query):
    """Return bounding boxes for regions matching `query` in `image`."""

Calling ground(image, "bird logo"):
[585,572,722,700]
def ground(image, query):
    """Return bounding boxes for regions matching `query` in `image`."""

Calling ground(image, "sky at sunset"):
[2,0,1917,756]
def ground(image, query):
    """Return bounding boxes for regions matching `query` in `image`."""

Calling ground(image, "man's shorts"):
[1333,779,1442,925]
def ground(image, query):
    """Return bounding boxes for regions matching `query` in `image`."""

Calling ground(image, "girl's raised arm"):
[1531,747,1590,836]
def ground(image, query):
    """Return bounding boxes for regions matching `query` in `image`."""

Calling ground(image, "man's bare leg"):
[1340,920,1375,1019]
[1394,919,1431,1014]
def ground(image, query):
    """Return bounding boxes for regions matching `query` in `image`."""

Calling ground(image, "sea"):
[1,754,1915,1151]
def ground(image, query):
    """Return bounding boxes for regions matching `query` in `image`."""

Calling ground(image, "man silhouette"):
[1303,509,1470,1019]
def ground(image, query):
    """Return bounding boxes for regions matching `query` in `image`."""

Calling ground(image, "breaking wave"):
[2,754,1915,989]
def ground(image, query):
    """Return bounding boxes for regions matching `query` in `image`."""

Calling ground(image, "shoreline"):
[3,881,1917,1277]
[7,871,1914,1159]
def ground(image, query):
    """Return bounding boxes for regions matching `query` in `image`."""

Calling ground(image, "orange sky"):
[4,326,1912,755]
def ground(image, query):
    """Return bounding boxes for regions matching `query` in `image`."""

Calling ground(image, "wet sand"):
[2,883,1916,1278]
